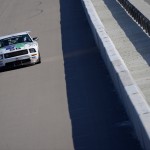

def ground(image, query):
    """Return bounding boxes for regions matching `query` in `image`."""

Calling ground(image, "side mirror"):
[33,37,39,41]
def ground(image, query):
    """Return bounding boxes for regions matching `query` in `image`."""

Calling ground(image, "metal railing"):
[117,0,150,36]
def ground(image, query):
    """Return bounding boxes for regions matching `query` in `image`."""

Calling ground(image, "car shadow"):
[0,64,37,73]
[60,0,142,149]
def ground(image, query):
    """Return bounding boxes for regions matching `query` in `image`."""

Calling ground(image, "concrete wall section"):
[81,0,150,150]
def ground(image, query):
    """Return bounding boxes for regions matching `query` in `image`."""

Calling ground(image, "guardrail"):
[117,0,150,36]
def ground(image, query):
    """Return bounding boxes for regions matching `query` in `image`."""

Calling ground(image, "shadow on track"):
[60,0,142,149]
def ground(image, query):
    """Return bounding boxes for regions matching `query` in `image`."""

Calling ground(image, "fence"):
[117,0,150,36]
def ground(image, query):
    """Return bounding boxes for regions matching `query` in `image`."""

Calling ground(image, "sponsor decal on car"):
[5,43,25,51]
[15,43,25,49]
[6,45,15,51]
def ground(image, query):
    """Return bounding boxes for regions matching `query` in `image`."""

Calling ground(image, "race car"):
[0,31,41,69]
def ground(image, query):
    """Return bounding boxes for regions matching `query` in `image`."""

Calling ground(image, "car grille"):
[4,50,28,58]
[5,58,31,67]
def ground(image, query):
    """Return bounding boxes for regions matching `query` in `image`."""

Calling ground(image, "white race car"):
[0,31,41,69]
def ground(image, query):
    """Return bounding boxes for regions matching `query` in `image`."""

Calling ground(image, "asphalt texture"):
[60,0,143,149]
[0,0,74,150]
[144,0,150,4]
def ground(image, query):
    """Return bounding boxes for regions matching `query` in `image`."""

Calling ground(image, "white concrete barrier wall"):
[81,0,150,150]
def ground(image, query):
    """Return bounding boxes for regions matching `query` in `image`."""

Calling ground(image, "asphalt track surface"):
[144,0,150,4]
[0,0,74,150]
[0,0,143,150]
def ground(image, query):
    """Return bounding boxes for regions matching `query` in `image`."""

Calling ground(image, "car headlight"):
[29,48,36,53]
[0,54,3,60]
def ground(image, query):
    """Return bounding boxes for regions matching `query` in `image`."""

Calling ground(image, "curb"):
[81,0,150,149]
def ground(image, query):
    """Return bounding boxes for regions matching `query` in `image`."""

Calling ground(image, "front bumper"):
[0,53,39,68]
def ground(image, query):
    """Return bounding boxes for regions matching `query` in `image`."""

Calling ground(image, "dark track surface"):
[60,0,143,149]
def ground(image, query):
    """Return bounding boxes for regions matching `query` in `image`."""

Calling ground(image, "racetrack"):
[0,0,74,150]
[144,0,150,5]
[0,0,144,150]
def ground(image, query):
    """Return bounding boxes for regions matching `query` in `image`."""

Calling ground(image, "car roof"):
[0,31,31,40]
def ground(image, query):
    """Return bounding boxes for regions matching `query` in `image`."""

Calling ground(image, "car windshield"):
[0,34,32,48]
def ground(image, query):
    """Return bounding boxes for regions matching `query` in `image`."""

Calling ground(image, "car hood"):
[0,42,38,54]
